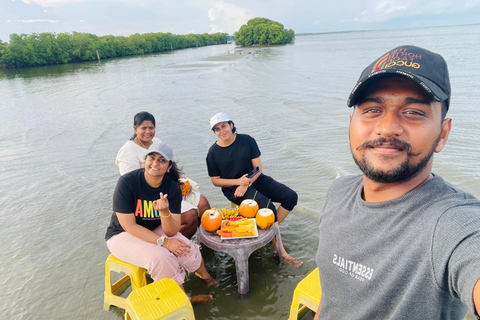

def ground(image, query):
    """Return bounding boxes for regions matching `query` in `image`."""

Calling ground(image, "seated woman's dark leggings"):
[224,174,298,222]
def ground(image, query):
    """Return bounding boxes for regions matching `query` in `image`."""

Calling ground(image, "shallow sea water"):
[0,24,479,319]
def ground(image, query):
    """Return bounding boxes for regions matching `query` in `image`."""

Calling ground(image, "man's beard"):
[351,135,440,184]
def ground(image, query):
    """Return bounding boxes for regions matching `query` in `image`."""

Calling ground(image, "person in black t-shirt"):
[106,142,217,304]
[206,112,303,267]
[115,111,211,239]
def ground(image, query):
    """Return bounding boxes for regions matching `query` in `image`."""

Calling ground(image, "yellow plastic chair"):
[124,278,195,320]
[288,268,322,320]
[104,254,148,311]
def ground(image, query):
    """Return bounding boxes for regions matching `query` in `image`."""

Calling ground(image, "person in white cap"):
[206,112,303,267]
[106,142,218,304]
[115,111,211,239]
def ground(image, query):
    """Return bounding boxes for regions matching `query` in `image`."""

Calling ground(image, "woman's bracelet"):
[166,238,170,249]
[160,211,171,218]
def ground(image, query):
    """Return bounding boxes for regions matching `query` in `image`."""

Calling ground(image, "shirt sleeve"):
[116,146,142,175]
[433,203,480,315]
[206,146,221,177]
[112,175,135,213]
[248,135,261,159]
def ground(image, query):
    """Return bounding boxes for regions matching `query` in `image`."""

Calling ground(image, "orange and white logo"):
[371,48,422,73]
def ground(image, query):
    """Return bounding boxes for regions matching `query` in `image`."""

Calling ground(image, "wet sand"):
[202,48,261,61]
[165,48,260,69]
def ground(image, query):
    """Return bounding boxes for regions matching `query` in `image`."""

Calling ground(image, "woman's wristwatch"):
[156,235,166,246]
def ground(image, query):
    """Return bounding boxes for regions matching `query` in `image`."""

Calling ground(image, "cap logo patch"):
[348,45,450,109]
[371,48,422,73]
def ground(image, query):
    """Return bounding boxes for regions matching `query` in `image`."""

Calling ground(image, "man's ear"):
[348,114,353,145]
[435,118,452,153]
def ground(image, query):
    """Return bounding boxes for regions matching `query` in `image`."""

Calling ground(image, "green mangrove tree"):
[234,17,295,46]
[0,31,228,68]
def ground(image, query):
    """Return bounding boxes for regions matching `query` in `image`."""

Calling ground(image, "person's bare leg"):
[180,208,199,239]
[197,194,210,218]
[194,259,219,287]
[276,205,290,223]
[271,212,303,268]
[179,283,213,304]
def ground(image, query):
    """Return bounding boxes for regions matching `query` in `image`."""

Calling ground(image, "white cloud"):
[17,19,60,23]
[354,0,409,22]
[465,0,480,8]
[208,1,252,34]
[352,0,480,23]
[20,0,165,7]
[21,0,87,5]
[375,0,406,14]
[2,0,478,42]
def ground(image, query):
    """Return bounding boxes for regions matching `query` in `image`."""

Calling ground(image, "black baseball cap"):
[347,45,451,110]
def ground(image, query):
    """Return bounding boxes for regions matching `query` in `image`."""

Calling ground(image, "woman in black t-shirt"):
[106,142,217,303]
[115,111,211,240]
[206,112,303,267]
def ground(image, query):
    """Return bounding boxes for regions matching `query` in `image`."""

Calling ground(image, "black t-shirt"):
[105,168,182,241]
[206,133,261,193]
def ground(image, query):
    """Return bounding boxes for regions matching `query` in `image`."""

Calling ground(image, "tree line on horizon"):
[0,31,228,68]
[0,17,293,69]
[234,17,295,46]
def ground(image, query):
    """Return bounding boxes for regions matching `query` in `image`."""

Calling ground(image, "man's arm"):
[474,278,480,316]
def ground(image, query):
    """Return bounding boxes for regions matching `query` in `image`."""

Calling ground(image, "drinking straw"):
[253,190,258,200]
[266,198,271,209]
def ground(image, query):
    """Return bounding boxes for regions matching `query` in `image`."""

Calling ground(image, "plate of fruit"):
[217,217,258,239]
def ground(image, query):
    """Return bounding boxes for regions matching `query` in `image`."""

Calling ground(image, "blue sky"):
[1,0,479,42]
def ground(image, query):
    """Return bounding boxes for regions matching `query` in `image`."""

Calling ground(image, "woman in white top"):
[116,112,210,239]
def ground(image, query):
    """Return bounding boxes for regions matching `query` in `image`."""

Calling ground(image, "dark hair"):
[130,111,156,140]
[440,102,448,121]
[212,120,236,134]
[229,121,237,134]
[165,161,182,185]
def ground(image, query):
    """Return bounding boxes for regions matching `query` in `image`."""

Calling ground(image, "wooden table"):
[197,223,283,294]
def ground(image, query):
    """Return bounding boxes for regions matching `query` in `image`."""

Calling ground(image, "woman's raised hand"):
[153,192,169,213]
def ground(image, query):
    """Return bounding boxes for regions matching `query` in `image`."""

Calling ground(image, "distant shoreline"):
[295,22,480,37]
[0,31,229,69]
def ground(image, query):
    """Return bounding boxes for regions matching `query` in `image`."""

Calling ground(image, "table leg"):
[232,248,249,294]
[273,224,284,264]
[197,225,279,295]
